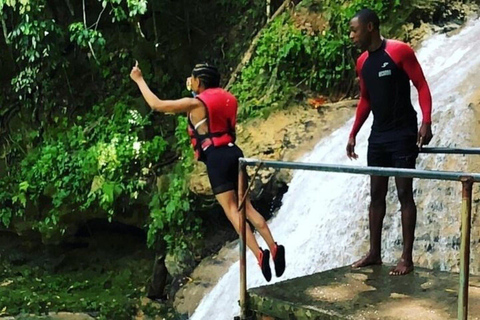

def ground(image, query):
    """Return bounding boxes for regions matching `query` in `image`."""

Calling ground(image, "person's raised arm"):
[130,61,202,114]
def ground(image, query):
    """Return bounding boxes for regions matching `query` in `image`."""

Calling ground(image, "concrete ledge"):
[248,266,480,319]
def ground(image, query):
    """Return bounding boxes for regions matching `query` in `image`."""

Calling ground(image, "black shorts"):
[203,144,246,195]
[367,137,418,168]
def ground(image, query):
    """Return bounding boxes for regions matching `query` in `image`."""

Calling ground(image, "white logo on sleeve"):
[382,62,389,68]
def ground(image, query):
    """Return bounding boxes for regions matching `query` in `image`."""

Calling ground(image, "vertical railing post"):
[458,177,473,320]
[238,160,248,319]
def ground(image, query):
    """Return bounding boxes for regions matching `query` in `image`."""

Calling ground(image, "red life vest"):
[187,88,237,161]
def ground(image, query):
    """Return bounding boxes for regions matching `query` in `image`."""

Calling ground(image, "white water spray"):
[192,18,480,320]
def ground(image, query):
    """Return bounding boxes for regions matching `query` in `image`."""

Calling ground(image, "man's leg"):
[352,175,388,268]
[390,176,416,275]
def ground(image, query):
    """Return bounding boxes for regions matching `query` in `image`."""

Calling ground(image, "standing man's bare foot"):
[351,252,382,268]
[389,258,414,276]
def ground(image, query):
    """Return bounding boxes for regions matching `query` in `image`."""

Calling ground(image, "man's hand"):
[130,60,143,83]
[417,122,433,149]
[346,136,358,160]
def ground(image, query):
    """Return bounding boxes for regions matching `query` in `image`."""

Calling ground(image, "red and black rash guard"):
[349,39,432,142]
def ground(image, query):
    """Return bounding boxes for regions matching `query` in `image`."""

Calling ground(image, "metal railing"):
[237,147,480,320]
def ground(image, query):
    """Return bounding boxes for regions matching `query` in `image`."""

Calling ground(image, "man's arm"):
[399,44,432,124]
[396,43,433,146]
[350,87,371,138]
[349,61,371,139]
[347,55,370,160]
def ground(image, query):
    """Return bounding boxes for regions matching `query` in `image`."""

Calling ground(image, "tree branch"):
[152,2,159,50]
[82,0,98,62]
[136,21,146,39]
[266,0,271,20]
[91,5,107,31]
[64,0,75,16]
[1,14,9,45]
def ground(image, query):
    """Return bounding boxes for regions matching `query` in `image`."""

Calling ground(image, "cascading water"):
[191,18,480,320]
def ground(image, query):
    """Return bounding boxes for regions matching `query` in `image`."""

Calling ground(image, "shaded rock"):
[165,249,196,279]
[303,120,316,131]
[262,146,275,155]
[173,241,239,316]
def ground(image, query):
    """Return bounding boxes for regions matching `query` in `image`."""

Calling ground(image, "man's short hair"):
[354,9,380,30]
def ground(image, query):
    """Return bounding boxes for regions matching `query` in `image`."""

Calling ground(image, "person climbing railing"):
[237,147,480,320]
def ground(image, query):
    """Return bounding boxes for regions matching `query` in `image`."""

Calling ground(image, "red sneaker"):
[272,243,285,277]
[258,248,272,282]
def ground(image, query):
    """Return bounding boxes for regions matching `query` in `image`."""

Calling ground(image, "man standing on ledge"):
[346,9,433,275]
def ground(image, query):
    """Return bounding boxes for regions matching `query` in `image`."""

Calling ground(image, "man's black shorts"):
[367,137,419,168]
[203,144,247,195]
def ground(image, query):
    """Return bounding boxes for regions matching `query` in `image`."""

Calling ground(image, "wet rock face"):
[418,0,477,24]
[403,0,479,47]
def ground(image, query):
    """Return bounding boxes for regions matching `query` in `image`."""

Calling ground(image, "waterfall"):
[191,18,480,320]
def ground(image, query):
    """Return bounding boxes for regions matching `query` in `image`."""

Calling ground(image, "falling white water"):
[191,18,480,320]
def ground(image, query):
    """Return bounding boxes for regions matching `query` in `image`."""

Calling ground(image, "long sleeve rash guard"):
[349,39,432,142]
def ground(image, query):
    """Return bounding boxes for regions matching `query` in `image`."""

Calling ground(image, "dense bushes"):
[231,0,406,120]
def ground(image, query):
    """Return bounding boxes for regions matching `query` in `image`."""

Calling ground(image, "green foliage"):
[231,0,403,120]
[68,22,105,49]
[0,0,463,253]
[127,0,148,17]
[0,0,31,13]
[0,261,143,318]
[147,117,201,253]
[7,3,66,108]
[0,0,470,317]
[0,0,266,254]
[0,235,185,319]
[2,98,200,251]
